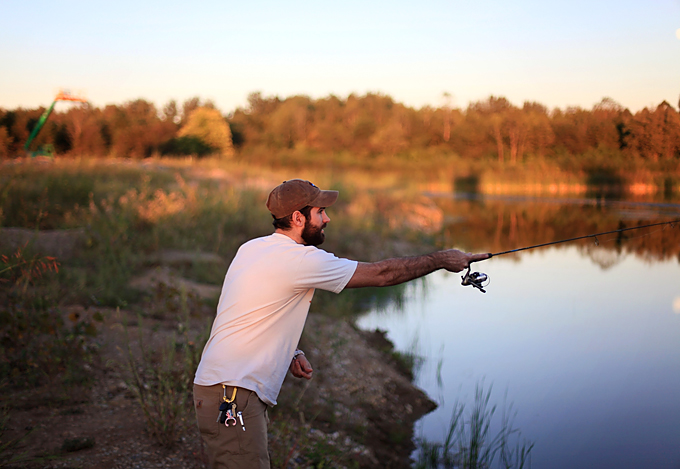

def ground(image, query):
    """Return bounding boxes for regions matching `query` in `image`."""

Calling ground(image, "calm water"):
[357,195,680,469]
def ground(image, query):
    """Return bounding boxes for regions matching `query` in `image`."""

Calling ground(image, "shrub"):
[0,247,100,390]
[158,135,215,157]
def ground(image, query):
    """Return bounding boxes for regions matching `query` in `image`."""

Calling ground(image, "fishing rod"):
[461,219,680,293]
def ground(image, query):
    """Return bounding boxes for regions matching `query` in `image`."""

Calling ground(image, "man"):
[193,179,489,468]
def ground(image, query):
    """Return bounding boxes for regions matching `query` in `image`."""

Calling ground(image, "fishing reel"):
[461,266,489,293]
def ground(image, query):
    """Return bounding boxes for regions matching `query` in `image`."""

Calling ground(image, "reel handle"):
[461,266,488,293]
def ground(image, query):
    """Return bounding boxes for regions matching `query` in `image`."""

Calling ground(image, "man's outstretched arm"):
[345,249,490,288]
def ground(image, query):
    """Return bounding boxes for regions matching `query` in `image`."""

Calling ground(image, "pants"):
[193,384,270,469]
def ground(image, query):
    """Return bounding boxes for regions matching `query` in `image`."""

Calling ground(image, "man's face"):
[301,207,330,246]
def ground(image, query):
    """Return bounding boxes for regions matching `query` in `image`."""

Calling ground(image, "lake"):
[356,193,680,469]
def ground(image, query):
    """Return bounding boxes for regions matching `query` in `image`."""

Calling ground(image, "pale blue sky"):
[1,0,679,114]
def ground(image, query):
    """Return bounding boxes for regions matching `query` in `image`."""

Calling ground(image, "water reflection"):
[428,192,680,264]
[358,196,680,469]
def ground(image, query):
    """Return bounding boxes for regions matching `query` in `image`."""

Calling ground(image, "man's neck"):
[275,228,305,245]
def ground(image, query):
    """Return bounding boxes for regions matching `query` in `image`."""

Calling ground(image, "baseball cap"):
[266,179,339,218]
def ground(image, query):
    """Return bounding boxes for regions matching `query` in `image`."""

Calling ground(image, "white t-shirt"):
[194,232,358,406]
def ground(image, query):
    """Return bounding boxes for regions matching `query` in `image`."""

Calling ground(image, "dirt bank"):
[3,305,435,469]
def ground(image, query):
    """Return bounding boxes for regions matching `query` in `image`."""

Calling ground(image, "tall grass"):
[415,383,533,469]
[0,245,100,392]
[0,405,44,468]
[123,302,210,447]
[1,158,442,309]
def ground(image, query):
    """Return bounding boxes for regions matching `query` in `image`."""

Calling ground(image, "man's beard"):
[301,219,326,246]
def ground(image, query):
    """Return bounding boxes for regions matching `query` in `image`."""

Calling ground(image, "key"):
[237,411,245,432]
[216,401,229,423]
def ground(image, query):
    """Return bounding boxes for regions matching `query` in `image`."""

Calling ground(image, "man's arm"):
[345,249,490,288]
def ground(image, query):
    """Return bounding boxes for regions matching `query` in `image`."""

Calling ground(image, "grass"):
[122,305,209,448]
[0,245,100,392]
[0,158,440,309]
[0,245,100,465]
[0,406,37,467]
[415,383,534,469]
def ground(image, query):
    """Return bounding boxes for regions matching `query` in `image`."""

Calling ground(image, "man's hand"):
[440,250,491,273]
[290,355,313,379]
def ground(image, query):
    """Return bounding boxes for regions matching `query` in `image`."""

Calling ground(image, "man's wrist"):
[293,349,305,361]
[429,251,445,270]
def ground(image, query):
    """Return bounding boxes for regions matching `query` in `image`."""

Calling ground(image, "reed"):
[415,382,533,469]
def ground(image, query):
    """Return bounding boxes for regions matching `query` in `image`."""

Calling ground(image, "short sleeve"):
[294,248,358,293]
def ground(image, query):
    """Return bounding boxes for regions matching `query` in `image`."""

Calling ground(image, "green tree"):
[178,107,234,157]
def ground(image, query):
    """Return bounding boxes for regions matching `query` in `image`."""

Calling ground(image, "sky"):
[1,0,679,114]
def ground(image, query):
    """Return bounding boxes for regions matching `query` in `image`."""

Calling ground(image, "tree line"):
[1,92,679,165]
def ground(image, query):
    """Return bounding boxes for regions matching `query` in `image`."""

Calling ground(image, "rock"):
[0,227,86,260]
[129,266,221,300]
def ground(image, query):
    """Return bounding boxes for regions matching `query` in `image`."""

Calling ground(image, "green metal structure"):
[23,90,87,156]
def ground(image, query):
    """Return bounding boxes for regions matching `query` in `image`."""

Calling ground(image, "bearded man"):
[193,179,489,468]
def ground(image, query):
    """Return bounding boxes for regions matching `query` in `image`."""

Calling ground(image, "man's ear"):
[291,210,306,228]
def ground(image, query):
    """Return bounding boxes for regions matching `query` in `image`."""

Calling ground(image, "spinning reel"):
[461,266,489,293]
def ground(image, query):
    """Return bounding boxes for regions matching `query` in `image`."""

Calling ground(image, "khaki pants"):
[193,384,270,469]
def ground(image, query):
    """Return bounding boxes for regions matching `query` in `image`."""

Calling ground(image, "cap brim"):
[310,190,338,208]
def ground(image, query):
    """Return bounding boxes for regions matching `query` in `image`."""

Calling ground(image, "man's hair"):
[272,205,313,230]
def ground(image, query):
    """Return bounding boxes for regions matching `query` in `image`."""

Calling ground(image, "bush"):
[0,247,100,390]
[158,135,215,157]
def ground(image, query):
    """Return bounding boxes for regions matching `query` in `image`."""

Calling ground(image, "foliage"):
[0,172,94,229]
[0,406,38,468]
[178,107,234,157]
[0,245,59,292]
[0,246,100,391]
[159,135,215,157]
[415,383,534,469]
[123,311,206,448]
[2,93,679,174]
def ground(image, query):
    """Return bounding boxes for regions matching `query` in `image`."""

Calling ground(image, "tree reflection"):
[433,194,680,266]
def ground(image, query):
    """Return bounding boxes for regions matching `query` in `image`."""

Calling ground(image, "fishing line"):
[488,219,679,258]
[461,219,680,293]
